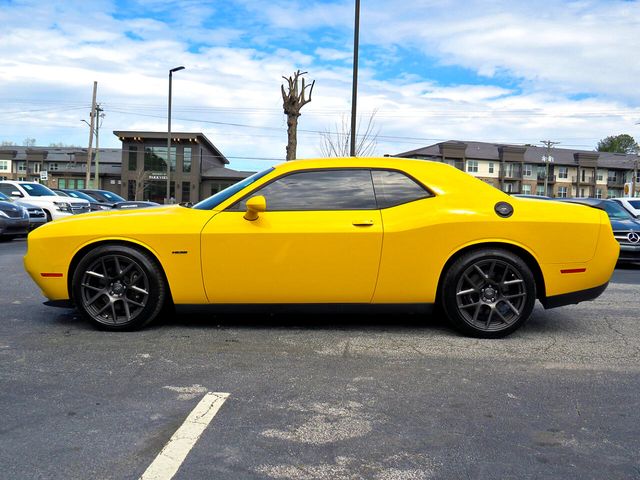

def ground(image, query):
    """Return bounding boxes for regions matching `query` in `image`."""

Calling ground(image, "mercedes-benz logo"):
[628,232,640,244]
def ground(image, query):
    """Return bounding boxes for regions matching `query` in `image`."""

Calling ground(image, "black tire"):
[441,249,536,338]
[71,245,166,331]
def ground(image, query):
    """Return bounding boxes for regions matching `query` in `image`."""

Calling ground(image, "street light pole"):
[349,0,360,157]
[167,66,185,204]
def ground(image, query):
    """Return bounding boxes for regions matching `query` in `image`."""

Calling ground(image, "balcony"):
[536,173,556,182]
[572,176,594,184]
[607,178,624,187]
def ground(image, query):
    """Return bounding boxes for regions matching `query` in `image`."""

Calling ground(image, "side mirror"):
[244,195,266,221]
[11,191,23,198]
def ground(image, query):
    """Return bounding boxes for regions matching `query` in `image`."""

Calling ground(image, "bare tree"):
[23,137,36,146]
[320,110,378,157]
[281,70,315,161]
[133,169,150,201]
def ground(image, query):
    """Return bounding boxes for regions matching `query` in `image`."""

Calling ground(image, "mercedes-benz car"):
[24,158,619,337]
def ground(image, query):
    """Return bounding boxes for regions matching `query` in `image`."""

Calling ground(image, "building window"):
[595,189,602,198]
[597,170,604,182]
[488,162,494,174]
[558,186,568,198]
[536,185,546,196]
[17,176,26,181]
[181,181,190,203]
[523,164,533,177]
[33,163,41,174]
[505,183,514,193]
[144,147,176,172]
[522,184,531,195]
[0,160,9,172]
[558,167,568,179]
[0,176,6,181]
[607,172,617,182]
[58,179,66,188]
[18,162,26,173]
[128,146,138,171]
[579,188,586,197]
[466,160,478,173]
[183,147,192,173]
[48,163,59,171]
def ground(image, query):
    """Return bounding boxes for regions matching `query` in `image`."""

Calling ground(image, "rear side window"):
[372,170,431,208]
[231,169,377,211]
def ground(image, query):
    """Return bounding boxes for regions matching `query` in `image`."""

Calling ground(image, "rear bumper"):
[541,281,609,309]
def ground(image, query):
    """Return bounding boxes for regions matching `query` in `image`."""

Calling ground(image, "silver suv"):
[0,181,90,221]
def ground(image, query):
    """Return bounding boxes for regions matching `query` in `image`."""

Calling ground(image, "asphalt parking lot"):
[1,238,640,480]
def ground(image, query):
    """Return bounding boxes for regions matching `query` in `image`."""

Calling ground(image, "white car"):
[0,181,90,221]
[611,197,640,219]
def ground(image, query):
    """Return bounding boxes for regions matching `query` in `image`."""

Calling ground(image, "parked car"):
[0,197,29,241]
[0,181,90,221]
[0,191,47,230]
[51,189,112,212]
[25,158,619,338]
[611,197,640,219]
[559,198,640,263]
[77,189,159,210]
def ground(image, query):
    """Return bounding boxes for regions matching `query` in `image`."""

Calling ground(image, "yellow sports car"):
[24,158,619,337]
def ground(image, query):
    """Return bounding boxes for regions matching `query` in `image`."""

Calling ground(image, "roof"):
[397,140,639,169]
[201,166,254,180]
[113,131,229,164]
[0,146,121,163]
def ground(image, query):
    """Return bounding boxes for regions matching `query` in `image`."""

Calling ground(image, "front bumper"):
[618,244,640,262]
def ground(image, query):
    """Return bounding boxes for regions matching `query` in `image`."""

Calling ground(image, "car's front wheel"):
[72,245,166,330]
[441,249,536,338]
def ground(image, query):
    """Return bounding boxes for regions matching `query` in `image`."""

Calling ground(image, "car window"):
[0,184,18,196]
[603,201,633,220]
[230,169,377,211]
[19,183,55,196]
[628,200,640,209]
[0,190,11,200]
[99,191,125,202]
[371,170,431,208]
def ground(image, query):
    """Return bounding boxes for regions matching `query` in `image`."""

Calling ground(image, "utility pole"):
[541,140,560,196]
[86,81,97,188]
[350,0,360,157]
[94,104,104,189]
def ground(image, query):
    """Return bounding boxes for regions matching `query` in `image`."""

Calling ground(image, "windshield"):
[66,190,97,202]
[0,192,10,201]
[603,200,633,220]
[98,190,125,202]
[19,183,56,197]
[193,168,274,210]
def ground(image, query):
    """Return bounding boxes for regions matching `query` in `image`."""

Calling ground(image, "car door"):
[200,169,383,303]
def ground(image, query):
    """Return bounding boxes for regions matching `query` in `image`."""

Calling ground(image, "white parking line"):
[140,392,230,480]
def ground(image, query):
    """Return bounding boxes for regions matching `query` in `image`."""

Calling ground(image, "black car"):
[77,189,159,210]
[0,198,29,241]
[558,198,640,263]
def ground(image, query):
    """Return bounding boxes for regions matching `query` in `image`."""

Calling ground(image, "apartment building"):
[397,141,639,198]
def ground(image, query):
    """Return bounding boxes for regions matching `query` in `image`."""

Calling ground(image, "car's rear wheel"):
[72,245,166,330]
[441,249,536,338]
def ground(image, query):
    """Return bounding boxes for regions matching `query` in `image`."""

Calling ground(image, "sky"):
[0,0,639,171]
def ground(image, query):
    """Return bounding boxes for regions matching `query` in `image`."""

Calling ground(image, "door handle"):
[352,220,374,226]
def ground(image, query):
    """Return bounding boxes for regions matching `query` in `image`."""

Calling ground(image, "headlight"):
[100,205,111,210]
[53,201,72,212]
[0,210,8,218]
